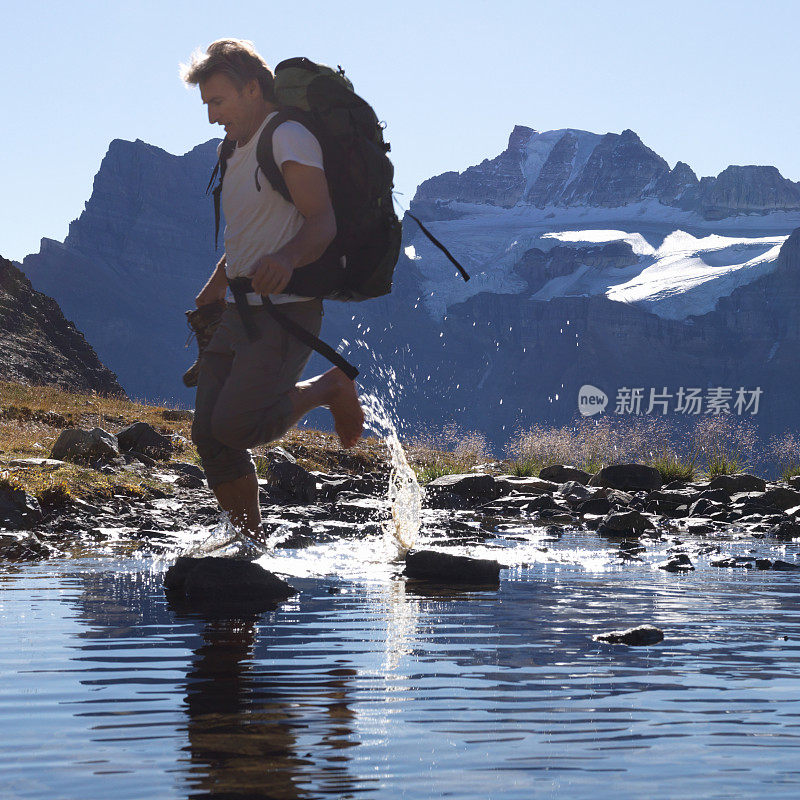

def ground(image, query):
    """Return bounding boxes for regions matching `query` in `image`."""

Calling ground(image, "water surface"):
[3,530,800,799]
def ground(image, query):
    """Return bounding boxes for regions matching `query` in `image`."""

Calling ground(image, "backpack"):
[208,56,402,301]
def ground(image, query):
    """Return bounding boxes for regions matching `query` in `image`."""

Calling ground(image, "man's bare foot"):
[325,368,364,448]
[288,367,364,448]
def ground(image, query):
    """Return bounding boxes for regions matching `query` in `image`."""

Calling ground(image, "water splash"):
[362,392,422,556]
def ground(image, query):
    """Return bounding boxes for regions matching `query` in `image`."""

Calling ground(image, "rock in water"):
[593,624,664,646]
[164,556,296,611]
[404,549,501,585]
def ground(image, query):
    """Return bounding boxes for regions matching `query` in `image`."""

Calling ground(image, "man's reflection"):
[68,568,371,799]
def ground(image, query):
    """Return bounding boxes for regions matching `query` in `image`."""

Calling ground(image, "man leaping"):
[181,39,364,543]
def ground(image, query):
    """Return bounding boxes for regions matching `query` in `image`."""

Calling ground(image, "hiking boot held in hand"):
[182,301,226,387]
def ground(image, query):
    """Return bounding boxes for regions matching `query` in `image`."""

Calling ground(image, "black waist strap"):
[227,278,359,380]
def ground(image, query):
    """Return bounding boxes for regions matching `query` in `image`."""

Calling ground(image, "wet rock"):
[684,518,715,534]
[333,495,390,522]
[658,553,695,572]
[589,464,662,492]
[426,473,502,505]
[494,476,558,496]
[316,473,386,501]
[597,509,654,538]
[769,519,800,540]
[164,556,296,610]
[593,624,664,646]
[557,481,594,505]
[50,427,119,464]
[264,461,317,503]
[405,549,501,585]
[575,496,612,516]
[0,485,43,530]
[689,498,725,517]
[760,486,800,511]
[645,489,693,516]
[117,421,173,459]
[771,559,800,571]
[709,474,766,494]
[696,488,730,505]
[480,494,561,515]
[0,532,50,561]
[535,509,575,523]
[539,465,592,485]
[711,556,757,568]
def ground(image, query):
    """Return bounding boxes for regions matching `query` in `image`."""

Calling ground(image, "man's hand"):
[250,251,294,296]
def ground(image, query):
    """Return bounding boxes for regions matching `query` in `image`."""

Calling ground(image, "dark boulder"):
[658,553,694,572]
[426,474,502,505]
[116,421,173,459]
[770,520,800,540]
[164,556,296,611]
[264,461,317,503]
[480,494,561,515]
[709,474,766,494]
[597,509,654,538]
[0,532,50,561]
[575,496,613,516]
[772,559,800,571]
[589,464,662,492]
[593,624,664,646]
[539,465,592,485]
[0,484,43,530]
[405,549,501,585]
[760,486,800,511]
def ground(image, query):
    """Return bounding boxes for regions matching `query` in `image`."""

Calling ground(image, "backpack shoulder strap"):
[207,137,236,250]
[255,109,317,203]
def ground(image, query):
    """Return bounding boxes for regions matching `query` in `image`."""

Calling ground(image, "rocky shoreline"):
[2,421,800,576]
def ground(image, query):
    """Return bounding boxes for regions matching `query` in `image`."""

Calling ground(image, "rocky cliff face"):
[22,138,220,403]
[0,256,123,394]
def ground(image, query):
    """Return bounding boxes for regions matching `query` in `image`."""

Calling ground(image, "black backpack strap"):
[255,109,314,202]
[227,278,359,380]
[406,212,471,282]
[207,137,236,249]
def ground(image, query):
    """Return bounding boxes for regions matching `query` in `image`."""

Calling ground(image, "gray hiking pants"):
[191,299,323,489]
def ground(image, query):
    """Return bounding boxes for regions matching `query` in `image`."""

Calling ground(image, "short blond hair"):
[180,39,275,100]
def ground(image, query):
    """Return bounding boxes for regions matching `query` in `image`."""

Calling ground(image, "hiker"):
[181,39,364,542]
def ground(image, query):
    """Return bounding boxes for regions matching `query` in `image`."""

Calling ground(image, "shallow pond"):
[3,528,800,799]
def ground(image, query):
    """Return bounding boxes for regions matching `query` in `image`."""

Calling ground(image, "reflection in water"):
[4,530,800,799]
[68,569,372,799]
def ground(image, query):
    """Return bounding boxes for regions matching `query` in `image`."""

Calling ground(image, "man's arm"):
[196,255,228,307]
[249,162,336,296]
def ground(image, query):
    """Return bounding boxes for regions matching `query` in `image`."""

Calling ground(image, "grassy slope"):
[0,381,389,505]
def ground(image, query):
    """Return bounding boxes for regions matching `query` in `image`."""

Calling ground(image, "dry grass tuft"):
[407,423,493,483]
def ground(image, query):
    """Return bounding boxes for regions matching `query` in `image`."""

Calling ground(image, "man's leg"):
[286,367,364,449]
[212,472,261,540]
[192,311,262,542]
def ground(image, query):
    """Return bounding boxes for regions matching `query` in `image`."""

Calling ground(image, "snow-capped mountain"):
[18,126,800,447]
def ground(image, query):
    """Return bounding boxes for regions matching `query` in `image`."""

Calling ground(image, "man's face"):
[199,72,262,146]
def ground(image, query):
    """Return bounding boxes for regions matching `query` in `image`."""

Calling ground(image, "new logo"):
[578,385,608,416]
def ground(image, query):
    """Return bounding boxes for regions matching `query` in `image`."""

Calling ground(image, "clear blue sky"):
[4,0,799,262]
